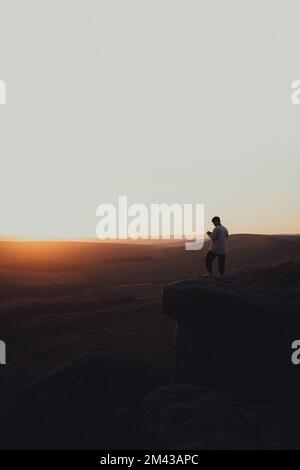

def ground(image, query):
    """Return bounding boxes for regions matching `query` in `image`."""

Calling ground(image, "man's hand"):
[206,231,212,237]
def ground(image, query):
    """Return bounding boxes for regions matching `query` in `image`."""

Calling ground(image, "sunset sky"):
[0,0,299,239]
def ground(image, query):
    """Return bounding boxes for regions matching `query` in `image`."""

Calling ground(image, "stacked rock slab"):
[141,279,300,449]
[162,278,300,401]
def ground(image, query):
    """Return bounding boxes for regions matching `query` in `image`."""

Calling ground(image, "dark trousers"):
[205,251,226,276]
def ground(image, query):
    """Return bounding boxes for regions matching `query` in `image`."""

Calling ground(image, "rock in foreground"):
[0,355,167,449]
[142,384,300,450]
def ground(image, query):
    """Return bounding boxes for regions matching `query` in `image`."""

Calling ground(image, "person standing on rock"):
[204,216,229,277]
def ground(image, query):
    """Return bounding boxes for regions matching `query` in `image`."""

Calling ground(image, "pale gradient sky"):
[0,0,299,239]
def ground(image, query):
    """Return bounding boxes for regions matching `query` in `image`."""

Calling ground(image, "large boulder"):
[163,278,300,400]
[0,355,167,449]
[142,384,300,450]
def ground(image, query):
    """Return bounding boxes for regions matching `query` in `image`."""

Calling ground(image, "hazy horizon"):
[0,232,299,244]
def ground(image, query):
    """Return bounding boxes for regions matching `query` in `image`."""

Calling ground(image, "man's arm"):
[210,227,219,241]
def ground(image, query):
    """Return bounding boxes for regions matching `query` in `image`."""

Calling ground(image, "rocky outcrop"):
[141,278,300,449]
[162,278,300,400]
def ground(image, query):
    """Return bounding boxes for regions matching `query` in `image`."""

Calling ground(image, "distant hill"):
[237,257,300,286]
[223,234,300,272]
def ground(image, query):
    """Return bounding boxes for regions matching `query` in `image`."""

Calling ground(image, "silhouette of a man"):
[205,216,229,277]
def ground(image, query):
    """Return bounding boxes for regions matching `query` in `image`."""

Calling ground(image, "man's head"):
[212,216,221,226]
